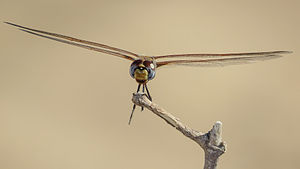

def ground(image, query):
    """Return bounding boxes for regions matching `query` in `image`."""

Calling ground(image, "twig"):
[132,93,226,169]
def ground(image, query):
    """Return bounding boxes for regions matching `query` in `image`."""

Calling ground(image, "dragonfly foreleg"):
[128,84,141,125]
[141,84,145,112]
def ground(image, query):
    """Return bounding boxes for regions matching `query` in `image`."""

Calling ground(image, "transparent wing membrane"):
[4,22,138,61]
[154,51,290,59]
[19,29,136,60]
[5,22,291,67]
[156,53,290,68]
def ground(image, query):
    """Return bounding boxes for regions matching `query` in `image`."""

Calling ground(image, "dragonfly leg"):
[141,85,145,112]
[145,84,152,101]
[128,84,141,125]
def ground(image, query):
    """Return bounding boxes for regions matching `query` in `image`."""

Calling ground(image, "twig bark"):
[132,93,226,169]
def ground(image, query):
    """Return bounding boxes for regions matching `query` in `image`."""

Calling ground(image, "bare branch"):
[132,93,226,169]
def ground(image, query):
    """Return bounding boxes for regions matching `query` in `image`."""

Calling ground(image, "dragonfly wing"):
[5,22,139,61]
[154,51,290,59]
[156,52,291,68]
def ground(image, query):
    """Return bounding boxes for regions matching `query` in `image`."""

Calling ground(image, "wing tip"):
[4,21,16,26]
[276,50,293,54]
[4,21,25,30]
[285,50,292,53]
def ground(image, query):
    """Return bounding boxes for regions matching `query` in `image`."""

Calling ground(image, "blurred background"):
[1,0,299,169]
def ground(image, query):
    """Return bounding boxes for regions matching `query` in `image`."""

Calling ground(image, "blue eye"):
[129,60,142,78]
[129,59,156,80]
[147,68,156,80]
[143,61,156,80]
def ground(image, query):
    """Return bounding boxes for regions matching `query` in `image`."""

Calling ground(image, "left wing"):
[156,51,291,68]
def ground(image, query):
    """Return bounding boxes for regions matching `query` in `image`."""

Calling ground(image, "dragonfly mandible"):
[4,22,291,124]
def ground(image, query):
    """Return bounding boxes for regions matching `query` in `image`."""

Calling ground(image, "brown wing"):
[4,22,139,61]
[156,51,291,68]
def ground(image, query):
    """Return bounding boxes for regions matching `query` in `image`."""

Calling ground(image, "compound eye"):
[129,60,143,78]
[147,68,156,80]
[132,60,143,66]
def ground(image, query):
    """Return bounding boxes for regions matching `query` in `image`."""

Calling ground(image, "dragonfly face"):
[4,22,291,125]
[129,58,156,84]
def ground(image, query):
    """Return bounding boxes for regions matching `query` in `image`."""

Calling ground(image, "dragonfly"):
[4,22,291,124]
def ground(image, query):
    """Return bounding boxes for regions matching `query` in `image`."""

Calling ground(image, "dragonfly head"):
[130,59,156,84]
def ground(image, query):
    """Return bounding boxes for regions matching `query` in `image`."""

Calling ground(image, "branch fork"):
[132,93,226,169]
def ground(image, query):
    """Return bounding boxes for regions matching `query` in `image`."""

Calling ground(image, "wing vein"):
[156,54,288,68]
[19,29,135,61]
[4,22,139,60]
[154,51,291,59]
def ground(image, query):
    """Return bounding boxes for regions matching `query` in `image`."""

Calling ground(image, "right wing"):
[4,22,140,61]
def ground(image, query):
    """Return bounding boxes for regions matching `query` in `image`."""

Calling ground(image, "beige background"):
[1,0,299,169]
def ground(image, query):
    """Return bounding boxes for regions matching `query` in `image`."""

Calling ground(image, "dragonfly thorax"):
[129,59,156,84]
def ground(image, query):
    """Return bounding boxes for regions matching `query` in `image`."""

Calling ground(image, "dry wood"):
[132,93,226,169]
